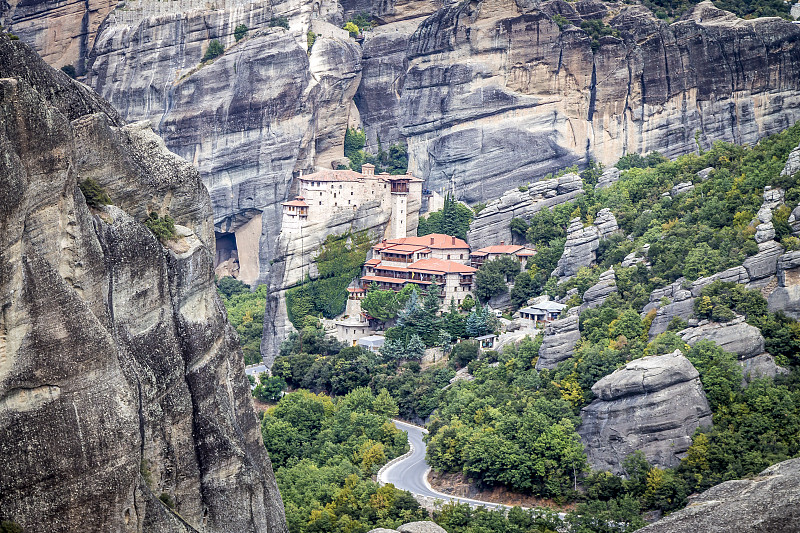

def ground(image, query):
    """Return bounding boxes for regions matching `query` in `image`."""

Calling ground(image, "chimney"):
[451,236,455,245]
[500,240,505,245]
[430,237,434,245]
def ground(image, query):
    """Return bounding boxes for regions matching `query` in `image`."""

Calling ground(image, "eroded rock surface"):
[638,457,800,533]
[0,35,286,533]
[467,173,583,249]
[579,351,712,473]
[679,317,765,360]
[769,251,800,319]
[535,313,580,370]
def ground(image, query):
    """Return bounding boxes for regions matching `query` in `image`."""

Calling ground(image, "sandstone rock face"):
[579,351,713,474]
[648,295,695,338]
[0,0,117,70]
[394,0,800,202]
[0,35,286,533]
[467,173,583,249]
[368,522,448,533]
[581,267,617,311]
[552,209,619,280]
[638,457,800,533]
[535,313,580,370]
[768,251,800,319]
[679,317,765,360]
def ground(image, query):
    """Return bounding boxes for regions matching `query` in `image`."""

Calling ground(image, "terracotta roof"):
[472,244,533,255]
[282,197,308,207]
[361,275,431,285]
[347,287,366,292]
[364,258,381,266]
[375,234,469,250]
[409,258,477,274]
[380,244,430,254]
[300,169,365,182]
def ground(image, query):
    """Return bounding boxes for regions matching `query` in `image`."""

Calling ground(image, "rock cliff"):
[552,208,619,280]
[638,457,800,533]
[579,350,713,473]
[535,312,580,370]
[0,35,287,533]
[466,172,583,249]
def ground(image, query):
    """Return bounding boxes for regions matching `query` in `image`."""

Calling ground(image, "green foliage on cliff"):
[640,0,790,20]
[344,128,408,174]
[201,39,224,62]
[216,278,267,365]
[417,194,474,241]
[79,178,111,207]
[234,23,249,41]
[262,389,426,533]
[144,212,176,241]
[580,19,620,52]
[285,231,373,328]
[474,256,520,302]
[60,64,77,79]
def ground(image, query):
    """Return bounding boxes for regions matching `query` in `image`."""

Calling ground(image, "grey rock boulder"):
[755,222,776,244]
[781,142,800,178]
[679,317,765,360]
[648,297,696,338]
[581,267,617,311]
[597,167,620,189]
[743,241,784,282]
[579,351,713,473]
[671,182,694,196]
[535,314,580,370]
[768,251,800,319]
[638,457,800,533]
[398,522,449,533]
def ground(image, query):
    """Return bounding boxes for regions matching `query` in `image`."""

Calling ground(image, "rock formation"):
[638,457,800,533]
[467,173,583,249]
[678,317,764,360]
[535,313,580,370]
[0,35,286,532]
[768,251,800,320]
[579,351,713,474]
[596,167,620,189]
[581,267,617,311]
[369,522,448,533]
[396,0,800,201]
[552,209,619,280]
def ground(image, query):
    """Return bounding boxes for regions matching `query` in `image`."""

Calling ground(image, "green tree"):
[79,178,112,207]
[361,283,400,321]
[202,39,225,61]
[234,23,248,41]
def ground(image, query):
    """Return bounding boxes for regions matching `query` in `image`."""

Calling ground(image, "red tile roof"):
[375,234,469,251]
[472,244,532,255]
[364,258,381,266]
[362,275,431,285]
[299,169,365,182]
[409,258,477,274]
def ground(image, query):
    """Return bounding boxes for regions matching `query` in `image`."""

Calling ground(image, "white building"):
[518,300,566,326]
[283,164,423,239]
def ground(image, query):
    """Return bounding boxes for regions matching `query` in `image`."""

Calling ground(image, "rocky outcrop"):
[768,251,800,319]
[781,142,800,178]
[671,182,694,196]
[581,267,617,310]
[0,0,117,71]
[552,209,619,280]
[579,351,713,474]
[648,291,695,338]
[638,457,800,533]
[0,35,286,532]
[369,522,448,533]
[679,317,764,360]
[535,313,580,370]
[466,173,583,249]
[596,167,620,189]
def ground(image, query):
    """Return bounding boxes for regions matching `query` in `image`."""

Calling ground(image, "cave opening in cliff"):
[215,232,240,280]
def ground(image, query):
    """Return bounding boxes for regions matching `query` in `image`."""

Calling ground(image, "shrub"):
[202,39,224,62]
[306,30,316,53]
[234,23,248,41]
[144,212,177,241]
[79,178,112,208]
[158,492,176,509]
[269,16,289,29]
[60,64,77,79]
[552,14,569,30]
[343,21,359,37]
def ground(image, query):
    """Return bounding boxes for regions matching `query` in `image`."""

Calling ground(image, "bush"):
[79,178,112,208]
[234,23,248,41]
[158,492,176,509]
[144,212,177,241]
[202,39,224,62]
[269,16,289,29]
[343,21,360,37]
[60,64,77,79]
[304,31,316,54]
[552,14,569,30]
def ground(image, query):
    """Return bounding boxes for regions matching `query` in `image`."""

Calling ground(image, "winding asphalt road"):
[379,420,513,511]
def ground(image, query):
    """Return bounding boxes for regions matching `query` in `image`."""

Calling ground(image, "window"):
[333,193,336,198]
[460,254,463,259]
[447,255,451,259]
[320,192,322,196]
[319,201,322,205]
[351,191,354,195]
